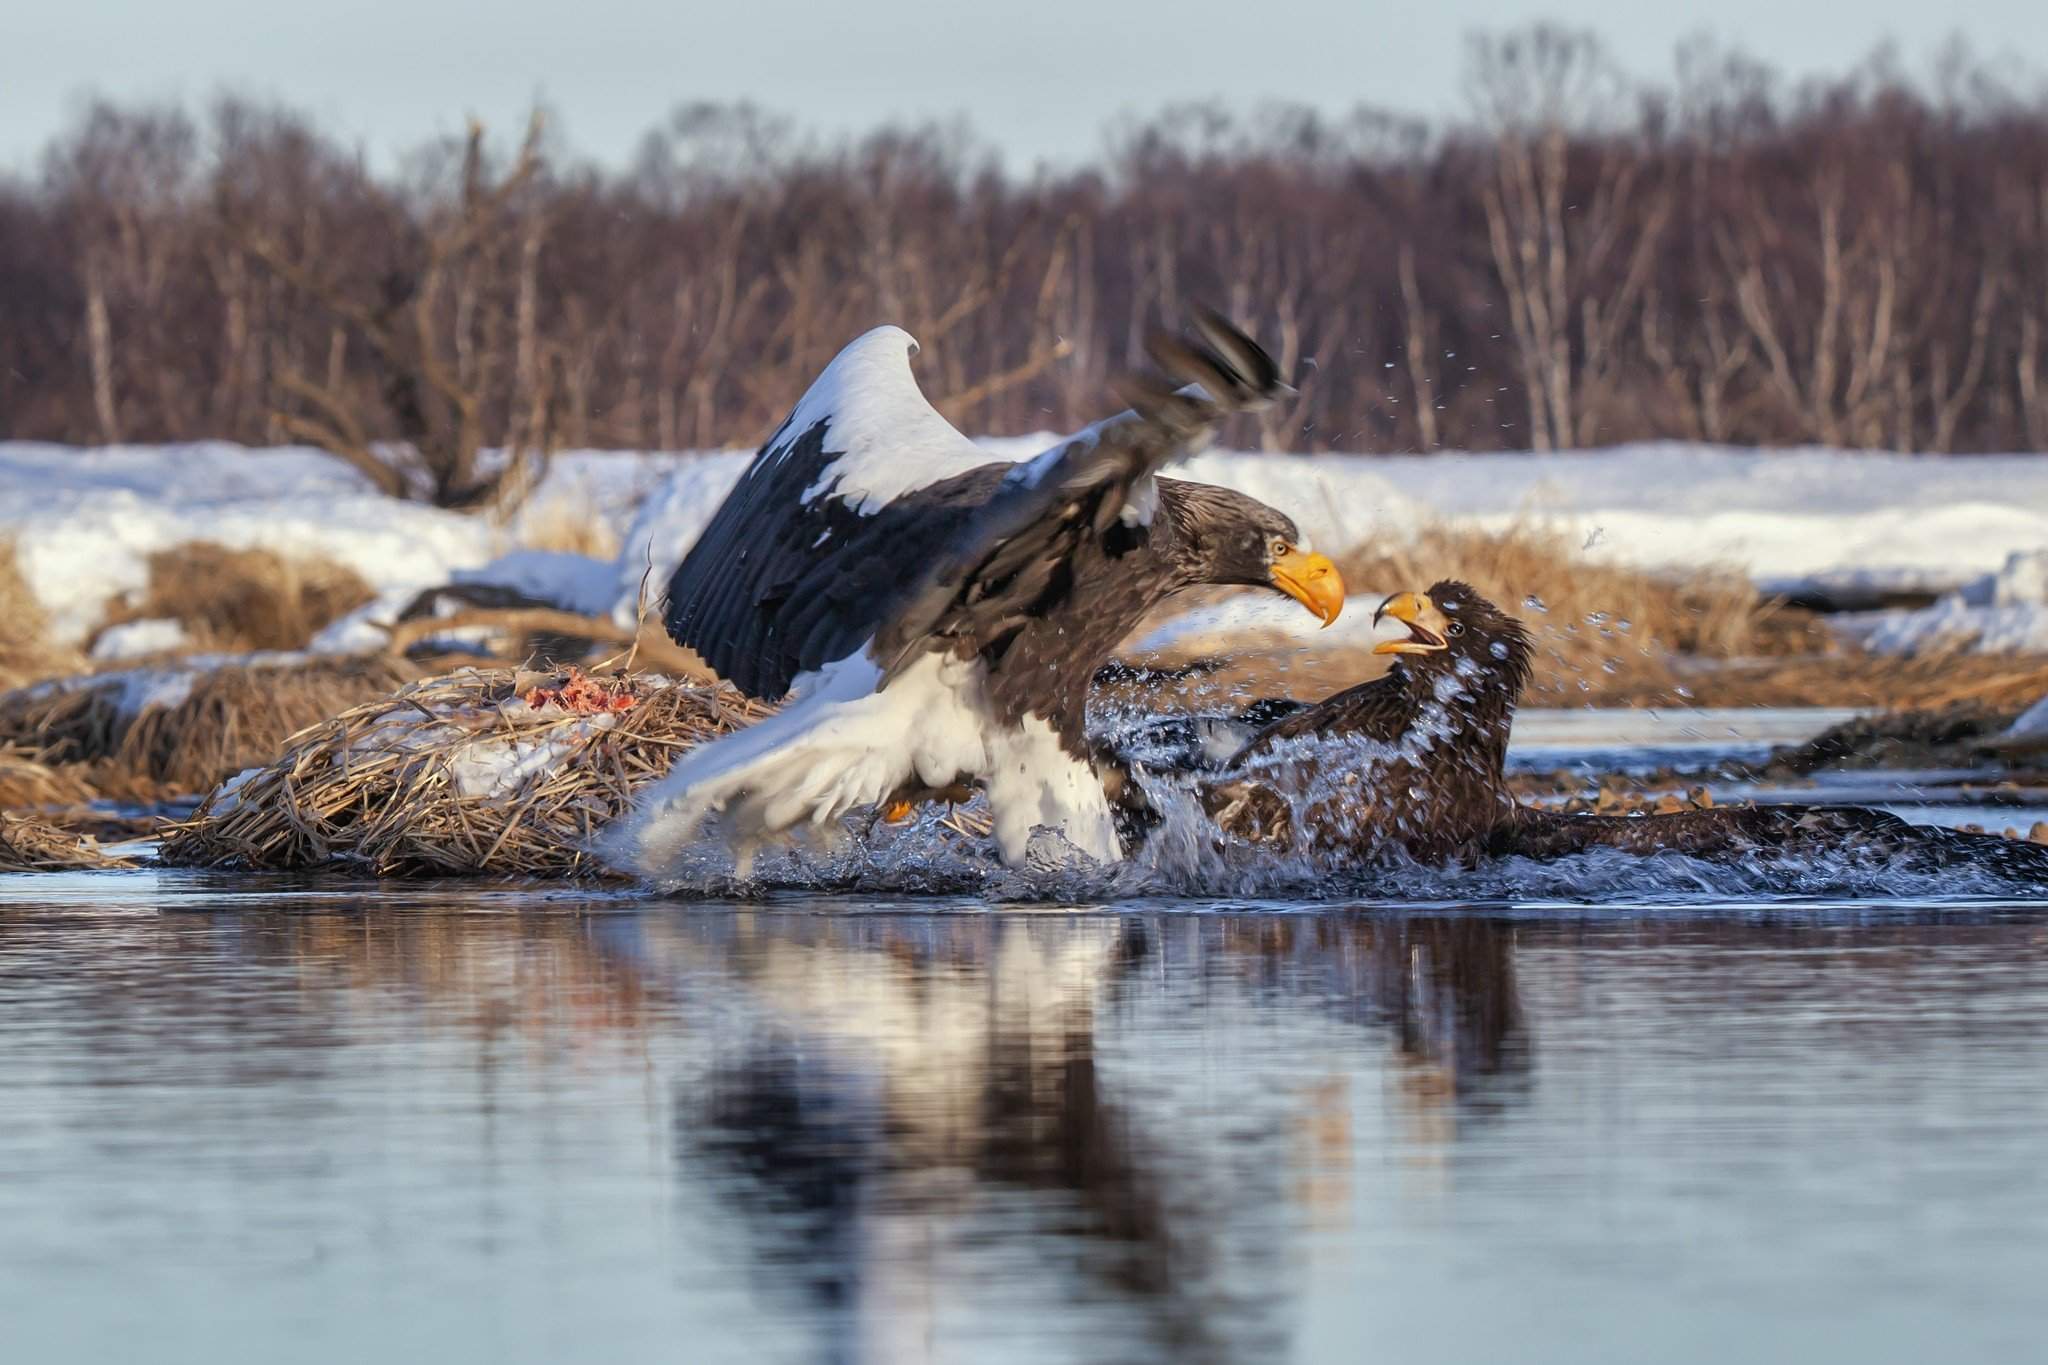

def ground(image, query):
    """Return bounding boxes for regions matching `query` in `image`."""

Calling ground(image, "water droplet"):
[1523,595,1549,613]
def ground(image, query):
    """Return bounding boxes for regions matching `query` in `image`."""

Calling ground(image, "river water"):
[3,870,2045,1363]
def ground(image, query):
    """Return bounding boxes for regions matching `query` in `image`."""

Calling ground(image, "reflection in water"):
[648,913,1532,1363]
[3,882,2047,1364]
[654,914,1533,1352]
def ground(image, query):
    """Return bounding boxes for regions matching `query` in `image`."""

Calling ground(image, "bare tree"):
[244,114,556,509]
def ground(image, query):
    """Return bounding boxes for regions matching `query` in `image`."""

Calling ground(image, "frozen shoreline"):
[6,439,2046,657]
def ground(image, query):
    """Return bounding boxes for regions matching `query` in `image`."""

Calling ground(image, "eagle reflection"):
[667,913,1530,1362]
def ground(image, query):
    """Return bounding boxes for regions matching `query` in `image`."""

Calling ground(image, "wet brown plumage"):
[1204,580,1532,862]
[1116,582,2048,881]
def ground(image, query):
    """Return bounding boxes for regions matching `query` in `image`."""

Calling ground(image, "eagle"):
[1186,581,1535,862]
[614,312,1346,876]
[1112,582,2048,881]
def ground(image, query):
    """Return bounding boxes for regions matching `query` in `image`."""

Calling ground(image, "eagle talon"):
[883,800,917,824]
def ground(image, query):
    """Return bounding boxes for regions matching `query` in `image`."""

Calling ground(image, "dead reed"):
[0,744,97,810]
[1336,518,1822,702]
[161,668,775,877]
[0,811,137,872]
[0,538,83,691]
[0,655,417,800]
[96,542,375,654]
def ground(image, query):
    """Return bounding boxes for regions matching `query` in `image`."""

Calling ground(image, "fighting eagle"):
[1113,582,2048,882]
[614,312,1345,875]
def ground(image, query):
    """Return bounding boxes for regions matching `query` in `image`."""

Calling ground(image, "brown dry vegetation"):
[162,669,774,876]
[0,540,83,691]
[1109,518,2046,714]
[514,491,623,561]
[1116,518,1828,710]
[96,543,375,655]
[0,656,417,802]
[0,811,136,872]
[1336,519,1825,703]
[0,744,97,810]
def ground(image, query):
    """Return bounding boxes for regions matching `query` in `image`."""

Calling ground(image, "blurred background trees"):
[5,26,2048,488]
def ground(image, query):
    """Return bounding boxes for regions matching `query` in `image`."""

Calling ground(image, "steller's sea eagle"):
[1110,583,2048,882]
[613,311,1345,875]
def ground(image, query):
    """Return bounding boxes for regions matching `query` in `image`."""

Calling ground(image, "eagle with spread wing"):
[613,312,1345,875]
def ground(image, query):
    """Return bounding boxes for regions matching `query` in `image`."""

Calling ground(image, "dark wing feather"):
[663,420,1006,697]
[666,313,1288,705]
[873,316,1290,694]
[1228,670,1414,763]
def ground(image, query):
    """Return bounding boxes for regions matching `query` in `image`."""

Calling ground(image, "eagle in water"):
[1113,581,2048,881]
[613,312,1345,876]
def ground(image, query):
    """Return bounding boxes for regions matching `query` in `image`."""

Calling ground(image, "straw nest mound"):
[161,668,775,877]
[0,811,137,873]
[0,655,417,801]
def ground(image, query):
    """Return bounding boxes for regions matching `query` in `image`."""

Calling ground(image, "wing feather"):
[662,327,997,697]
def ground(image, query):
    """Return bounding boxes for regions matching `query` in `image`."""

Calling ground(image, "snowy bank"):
[0,442,686,648]
[1833,550,2048,656]
[10,439,2048,659]
[615,441,2048,625]
[0,442,494,646]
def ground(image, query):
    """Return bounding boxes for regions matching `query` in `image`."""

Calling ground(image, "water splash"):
[636,716,2048,906]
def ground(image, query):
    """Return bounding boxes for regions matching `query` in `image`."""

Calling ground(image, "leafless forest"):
[7,29,2048,502]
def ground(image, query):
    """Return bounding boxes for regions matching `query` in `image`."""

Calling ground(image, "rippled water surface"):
[4,870,2047,1364]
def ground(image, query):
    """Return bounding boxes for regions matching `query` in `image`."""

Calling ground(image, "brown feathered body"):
[1130,582,2048,883]
[1204,582,1532,863]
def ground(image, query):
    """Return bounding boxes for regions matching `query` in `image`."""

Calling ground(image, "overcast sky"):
[9,0,2047,174]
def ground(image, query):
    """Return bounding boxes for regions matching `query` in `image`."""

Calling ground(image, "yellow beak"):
[1270,548,1345,627]
[1372,590,1452,654]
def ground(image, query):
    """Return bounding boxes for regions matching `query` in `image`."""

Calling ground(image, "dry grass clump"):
[0,744,97,809]
[0,655,417,800]
[0,811,136,872]
[105,656,417,799]
[1,538,84,691]
[161,668,775,877]
[1337,519,1821,701]
[0,676,130,767]
[96,543,375,655]
[514,490,622,560]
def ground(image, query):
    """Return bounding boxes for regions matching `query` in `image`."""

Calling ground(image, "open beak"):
[1269,548,1344,627]
[1372,590,1452,654]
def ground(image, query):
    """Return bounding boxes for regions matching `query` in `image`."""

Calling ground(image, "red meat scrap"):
[521,668,638,715]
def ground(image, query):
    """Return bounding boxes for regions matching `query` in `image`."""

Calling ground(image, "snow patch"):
[1956,549,2048,607]
[2006,694,2048,742]
[447,713,621,800]
[453,549,619,616]
[1849,600,2048,656]
[89,618,192,661]
[14,440,2048,663]
[1,442,495,647]
[609,452,751,628]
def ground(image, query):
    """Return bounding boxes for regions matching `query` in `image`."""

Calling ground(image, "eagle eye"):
[1445,620,1465,638]
[1270,538,1290,558]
